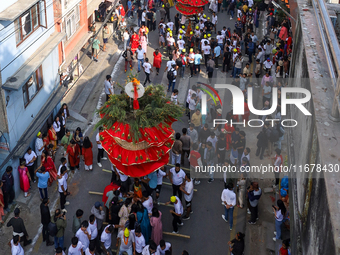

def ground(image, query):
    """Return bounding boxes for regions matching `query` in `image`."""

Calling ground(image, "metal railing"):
[311,0,340,121]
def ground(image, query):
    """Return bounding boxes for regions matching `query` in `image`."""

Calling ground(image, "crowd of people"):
[1,0,295,254]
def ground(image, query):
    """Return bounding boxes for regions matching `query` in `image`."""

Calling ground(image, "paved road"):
[31,5,269,255]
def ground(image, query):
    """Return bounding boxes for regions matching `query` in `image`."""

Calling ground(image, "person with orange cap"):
[165,196,183,234]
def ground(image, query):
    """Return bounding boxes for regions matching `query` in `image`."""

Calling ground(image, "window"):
[65,5,80,40]
[22,66,44,107]
[15,1,47,45]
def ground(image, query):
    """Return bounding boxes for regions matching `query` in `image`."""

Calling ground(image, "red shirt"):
[190,150,201,167]
[279,247,288,255]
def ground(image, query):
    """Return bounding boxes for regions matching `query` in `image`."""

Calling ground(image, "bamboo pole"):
[163,231,190,239]
[89,191,103,195]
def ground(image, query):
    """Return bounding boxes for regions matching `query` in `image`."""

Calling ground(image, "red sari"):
[67,144,80,167]
[43,136,50,151]
[42,155,58,184]
[153,52,162,69]
[242,102,250,122]
[82,143,93,166]
[48,128,57,150]
[131,34,140,54]
[225,124,235,151]
[18,166,30,192]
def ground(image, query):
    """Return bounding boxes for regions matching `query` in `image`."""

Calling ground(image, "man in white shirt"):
[117,228,135,255]
[188,93,197,118]
[96,127,107,168]
[104,75,114,101]
[115,167,129,192]
[166,35,176,56]
[177,36,185,51]
[167,63,177,92]
[142,191,154,214]
[157,239,172,255]
[136,45,146,72]
[88,215,98,248]
[75,221,91,251]
[180,173,194,220]
[134,226,146,255]
[58,166,69,212]
[9,236,24,255]
[206,132,218,151]
[141,9,146,26]
[35,132,44,168]
[101,224,121,255]
[24,147,37,182]
[85,243,96,255]
[165,196,183,233]
[142,240,159,255]
[165,56,176,72]
[68,237,83,255]
[221,183,236,230]
[212,12,218,33]
[167,20,174,30]
[202,41,211,67]
[55,247,66,255]
[169,164,186,201]
[155,166,167,204]
[143,58,153,86]
[171,89,178,105]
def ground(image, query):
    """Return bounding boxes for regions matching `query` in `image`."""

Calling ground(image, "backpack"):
[176,57,183,67]
[167,68,175,80]
[48,222,58,237]
[270,127,280,142]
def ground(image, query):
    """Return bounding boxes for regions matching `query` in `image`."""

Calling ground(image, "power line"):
[0,0,115,73]
[0,0,61,43]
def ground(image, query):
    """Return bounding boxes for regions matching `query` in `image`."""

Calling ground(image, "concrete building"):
[0,0,66,193]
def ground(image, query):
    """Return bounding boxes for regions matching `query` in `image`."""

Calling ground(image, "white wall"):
[5,47,59,151]
[0,0,55,85]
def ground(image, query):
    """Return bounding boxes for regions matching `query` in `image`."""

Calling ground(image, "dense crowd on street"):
[1,0,293,254]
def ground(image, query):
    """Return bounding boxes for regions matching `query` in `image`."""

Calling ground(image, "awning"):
[87,0,104,17]
[61,31,93,69]
[2,32,66,91]
[0,0,39,21]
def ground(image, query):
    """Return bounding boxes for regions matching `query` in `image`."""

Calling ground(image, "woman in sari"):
[48,124,58,150]
[18,160,31,197]
[130,31,140,54]
[82,136,93,171]
[140,32,147,53]
[153,49,162,75]
[150,207,163,245]
[66,140,80,171]
[42,133,50,152]
[118,198,132,232]
[41,150,58,186]
[136,201,151,243]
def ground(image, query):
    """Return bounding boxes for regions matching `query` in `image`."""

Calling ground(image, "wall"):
[0,0,55,84]
[287,0,340,254]
[4,47,60,152]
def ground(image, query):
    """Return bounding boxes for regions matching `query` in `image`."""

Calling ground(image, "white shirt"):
[123,32,129,40]
[142,12,146,21]
[199,22,205,30]
[117,168,128,182]
[136,48,146,59]
[170,167,185,185]
[167,37,175,46]
[10,240,24,255]
[264,60,273,69]
[241,153,250,163]
[170,69,177,82]
[53,121,61,132]
[85,248,94,255]
[135,234,146,253]
[35,138,44,156]
[212,15,218,25]
[177,39,185,50]
[157,242,172,255]
[167,22,174,30]
[216,35,224,44]
[143,62,152,73]
[89,220,98,240]
[206,136,218,150]
[68,241,83,255]
[237,9,242,18]
[171,94,178,104]
[101,225,112,249]
[166,60,176,71]
[173,197,183,215]
[202,45,211,55]
[143,245,160,255]
[24,151,36,166]
[58,163,68,180]
[186,89,196,103]
[221,29,227,38]
[194,29,201,37]
[275,209,284,221]
[76,227,91,250]
[188,98,196,111]
[58,175,67,193]
[221,189,236,207]
[184,179,194,202]
[104,80,113,95]
[142,196,154,214]
[248,0,254,7]
[157,169,167,185]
